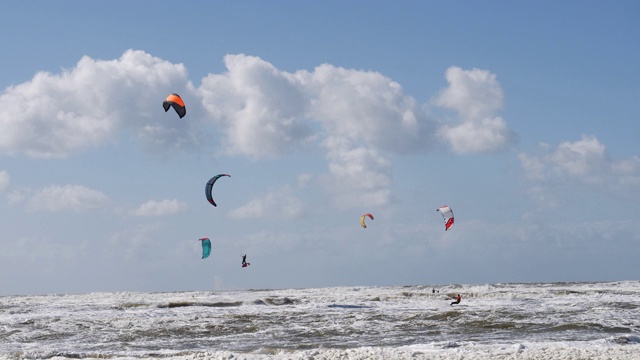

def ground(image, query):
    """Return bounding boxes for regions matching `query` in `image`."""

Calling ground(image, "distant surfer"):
[242,254,250,268]
[450,294,461,306]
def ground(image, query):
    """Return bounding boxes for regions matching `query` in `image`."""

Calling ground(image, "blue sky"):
[1,1,639,295]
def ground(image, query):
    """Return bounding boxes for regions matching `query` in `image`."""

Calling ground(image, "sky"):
[1,1,639,296]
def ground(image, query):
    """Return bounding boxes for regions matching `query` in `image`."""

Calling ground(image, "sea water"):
[1,281,639,359]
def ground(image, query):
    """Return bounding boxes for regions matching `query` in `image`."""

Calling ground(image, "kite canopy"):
[205,174,230,207]
[437,205,455,231]
[360,213,374,228]
[163,93,186,118]
[199,237,211,259]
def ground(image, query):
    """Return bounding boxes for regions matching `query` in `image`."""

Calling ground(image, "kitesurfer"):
[450,294,461,305]
[242,254,250,267]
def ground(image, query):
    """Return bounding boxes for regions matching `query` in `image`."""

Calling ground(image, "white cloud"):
[0,170,9,192]
[302,63,430,154]
[548,134,609,177]
[131,199,188,217]
[198,54,313,158]
[2,51,517,210]
[24,184,110,212]
[198,55,438,208]
[229,185,305,219]
[322,137,392,208]
[199,58,511,161]
[519,134,640,191]
[436,66,503,119]
[198,59,517,208]
[438,116,513,154]
[0,50,195,158]
[435,66,516,153]
[303,64,429,208]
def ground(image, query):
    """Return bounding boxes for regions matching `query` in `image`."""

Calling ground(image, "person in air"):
[450,294,461,305]
[242,254,250,267]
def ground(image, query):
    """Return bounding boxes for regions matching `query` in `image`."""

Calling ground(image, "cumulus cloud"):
[519,135,640,191]
[0,50,196,158]
[198,54,313,158]
[435,66,516,153]
[131,199,188,217]
[0,170,9,192]
[322,138,392,208]
[2,51,515,209]
[199,58,511,162]
[198,54,438,208]
[303,64,427,208]
[16,184,110,212]
[302,63,429,154]
[229,185,305,219]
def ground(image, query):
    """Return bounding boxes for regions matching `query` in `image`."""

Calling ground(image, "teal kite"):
[199,237,211,259]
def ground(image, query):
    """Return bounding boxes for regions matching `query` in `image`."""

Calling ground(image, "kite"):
[360,213,374,228]
[437,205,454,231]
[199,237,211,259]
[163,93,186,118]
[205,174,231,207]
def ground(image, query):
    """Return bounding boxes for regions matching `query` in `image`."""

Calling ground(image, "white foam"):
[46,343,634,360]
[1,281,639,359]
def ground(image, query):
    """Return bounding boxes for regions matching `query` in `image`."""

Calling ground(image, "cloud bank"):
[520,135,640,188]
[0,50,514,209]
[197,55,513,207]
[0,50,196,158]
[11,184,111,212]
[131,199,188,217]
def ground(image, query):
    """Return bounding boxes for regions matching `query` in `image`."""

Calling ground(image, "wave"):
[115,301,244,309]
[117,297,301,309]
[256,297,299,306]
[158,301,243,308]
[608,334,640,345]
[327,304,373,309]
[3,281,640,360]
[547,322,632,334]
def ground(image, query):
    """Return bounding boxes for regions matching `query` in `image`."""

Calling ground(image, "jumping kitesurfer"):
[242,254,250,268]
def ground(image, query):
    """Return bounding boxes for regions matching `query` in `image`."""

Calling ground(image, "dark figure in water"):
[450,294,461,305]
[242,254,250,267]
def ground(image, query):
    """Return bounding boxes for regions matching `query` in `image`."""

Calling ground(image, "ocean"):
[1,281,639,359]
